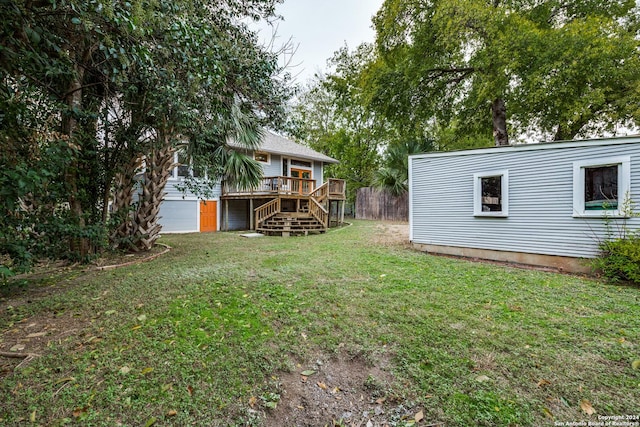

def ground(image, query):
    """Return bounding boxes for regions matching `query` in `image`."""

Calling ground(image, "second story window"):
[254,152,270,164]
[171,150,205,179]
[291,159,312,168]
[176,151,190,178]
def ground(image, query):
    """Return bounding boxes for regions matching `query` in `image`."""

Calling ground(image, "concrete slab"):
[240,233,265,238]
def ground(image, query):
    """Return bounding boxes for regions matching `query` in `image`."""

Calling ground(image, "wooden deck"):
[222,176,346,200]
[221,177,346,236]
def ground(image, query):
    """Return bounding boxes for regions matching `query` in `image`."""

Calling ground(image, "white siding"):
[313,162,323,187]
[159,200,198,233]
[409,138,640,259]
[164,180,221,201]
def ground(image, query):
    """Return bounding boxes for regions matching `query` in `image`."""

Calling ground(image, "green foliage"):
[369,0,640,144]
[289,45,386,203]
[594,235,640,284]
[0,0,288,272]
[374,138,435,196]
[591,197,640,284]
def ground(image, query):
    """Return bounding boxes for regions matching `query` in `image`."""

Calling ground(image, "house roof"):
[229,130,339,164]
[409,135,640,160]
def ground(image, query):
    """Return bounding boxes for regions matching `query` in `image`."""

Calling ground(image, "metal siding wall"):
[313,162,323,187]
[260,154,281,177]
[410,142,640,258]
[159,200,198,233]
[164,180,221,200]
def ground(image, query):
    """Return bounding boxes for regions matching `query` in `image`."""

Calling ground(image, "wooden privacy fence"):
[356,187,409,221]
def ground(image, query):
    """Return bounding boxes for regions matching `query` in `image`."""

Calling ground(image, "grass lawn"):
[0,220,638,426]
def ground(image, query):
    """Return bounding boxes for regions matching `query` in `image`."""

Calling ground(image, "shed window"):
[474,170,509,217]
[584,165,618,210]
[573,156,630,217]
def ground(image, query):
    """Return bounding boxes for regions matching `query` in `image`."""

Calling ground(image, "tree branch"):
[425,66,477,74]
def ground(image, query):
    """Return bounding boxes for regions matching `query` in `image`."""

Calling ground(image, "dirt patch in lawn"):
[370,222,411,249]
[262,353,425,427]
[0,311,90,378]
[0,246,169,378]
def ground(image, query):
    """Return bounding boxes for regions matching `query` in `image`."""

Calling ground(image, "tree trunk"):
[62,67,89,256]
[130,143,175,251]
[491,98,509,146]
[109,155,143,250]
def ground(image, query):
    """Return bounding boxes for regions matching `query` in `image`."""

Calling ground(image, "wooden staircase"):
[257,212,326,236]
[253,179,346,237]
[254,177,345,236]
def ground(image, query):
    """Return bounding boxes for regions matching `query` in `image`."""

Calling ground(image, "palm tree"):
[374,139,434,196]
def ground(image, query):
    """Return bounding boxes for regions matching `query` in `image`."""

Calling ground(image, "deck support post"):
[224,200,229,231]
[249,199,254,230]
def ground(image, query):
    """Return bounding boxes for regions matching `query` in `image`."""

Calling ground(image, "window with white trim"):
[290,159,312,168]
[474,170,509,217]
[254,151,270,164]
[176,150,190,178]
[171,150,204,179]
[573,156,630,217]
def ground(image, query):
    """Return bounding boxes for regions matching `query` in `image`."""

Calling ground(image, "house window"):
[474,170,509,217]
[290,159,312,168]
[573,156,630,217]
[176,151,190,178]
[254,152,270,164]
[171,150,205,179]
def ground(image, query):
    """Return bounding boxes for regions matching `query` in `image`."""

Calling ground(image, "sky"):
[253,1,385,84]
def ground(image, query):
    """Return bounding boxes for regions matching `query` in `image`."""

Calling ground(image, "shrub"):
[593,234,640,285]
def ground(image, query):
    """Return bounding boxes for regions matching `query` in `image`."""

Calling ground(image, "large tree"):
[0,0,288,271]
[289,45,385,203]
[369,0,640,146]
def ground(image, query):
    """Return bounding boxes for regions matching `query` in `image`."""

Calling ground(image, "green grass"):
[0,220,639,426]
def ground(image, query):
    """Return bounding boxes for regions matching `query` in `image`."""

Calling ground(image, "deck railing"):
[310,182,328,202]
[328,178,346,198]
[254,198,281,229]
[309,197,328,227]
[223,176,316,196]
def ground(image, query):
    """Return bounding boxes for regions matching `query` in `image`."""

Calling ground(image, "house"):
[159,131,346,235]
[408,136,640,272]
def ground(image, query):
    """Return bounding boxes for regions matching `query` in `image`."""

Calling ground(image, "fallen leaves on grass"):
[248,396,257,408]
[537,379,551,388]
[73,406,88,418]
[580,399,596,415]
[9,344,25,352]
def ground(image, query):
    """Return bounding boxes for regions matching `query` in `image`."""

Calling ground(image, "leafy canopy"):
[368,0,640,144]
